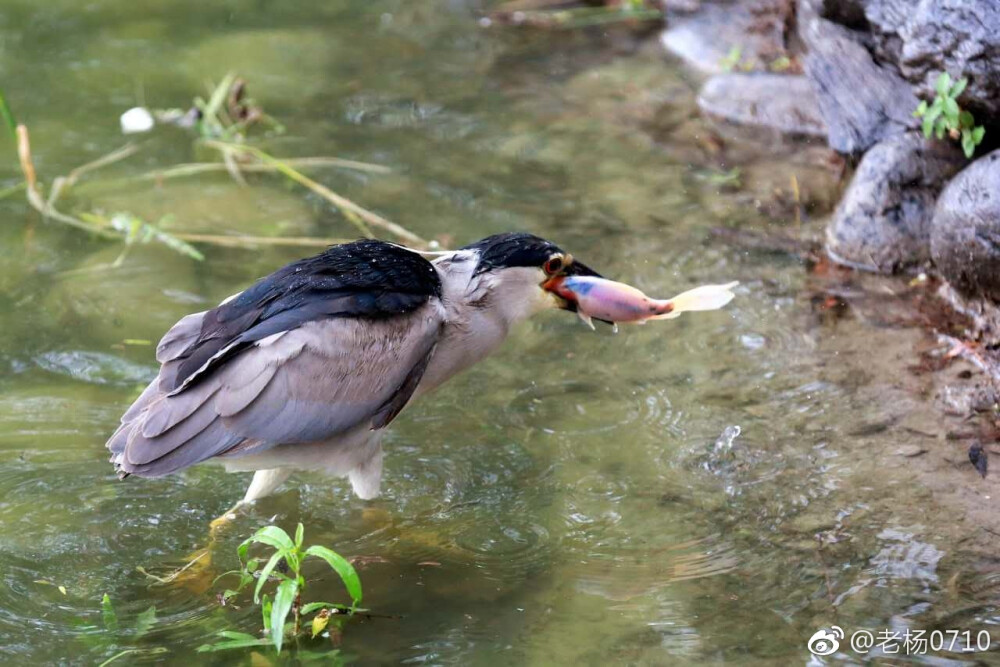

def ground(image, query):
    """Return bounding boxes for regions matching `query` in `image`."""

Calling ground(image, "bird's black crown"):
[463,232,564,276]
[463,232,603,279]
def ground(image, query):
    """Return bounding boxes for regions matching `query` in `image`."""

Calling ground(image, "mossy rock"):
[177,29,340,106]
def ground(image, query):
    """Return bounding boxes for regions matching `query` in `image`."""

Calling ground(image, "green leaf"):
[97,648,169,666]
[913,100,928,117]
[935,119,946,140]
[949,77,968,98]
[936,71,951,96]
[261,594,272,632]
[150,228,204,261]
[271,578,298,653]
[254,551,286,604]
[295,523,304,549]
[101,593,118,632]
[962,131,975,158]
[212,569,243,586]
[959,110,975,129]
[300,601,352,615]
[0,87,17,140]
[134,606,157,637]
[305,545,363,606]
[197,631,270,653]
[922,114,935,138]
[244,525,296,554]
[943,96,959,120]
[237,542,249,565]
[972,126,986,144]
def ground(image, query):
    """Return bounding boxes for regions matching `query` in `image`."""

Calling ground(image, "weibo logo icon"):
[807,626,844,656]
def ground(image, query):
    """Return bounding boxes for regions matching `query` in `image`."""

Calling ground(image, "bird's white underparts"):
[105,233,738,506]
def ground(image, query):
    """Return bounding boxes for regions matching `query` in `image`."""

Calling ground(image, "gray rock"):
[938,282,1000,346]
[798,0,919,153]
[930,150,1000,301]
[697,73,827,142]
[827,132,965,272]
[824,0,1000,119]
[660,0,787,75]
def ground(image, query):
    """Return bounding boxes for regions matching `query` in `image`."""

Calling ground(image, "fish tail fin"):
[650,281,739,320]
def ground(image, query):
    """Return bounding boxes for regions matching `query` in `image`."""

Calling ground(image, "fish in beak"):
[544,274,739,329]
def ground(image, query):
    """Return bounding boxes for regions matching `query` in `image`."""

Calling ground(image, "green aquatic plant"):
[2,81,427,258]
[81,212,205,263]
[913,72,985,158]
[88,594,166,666]
[193,73,284,141]
[199,523,362,655]
[719,46,744,72]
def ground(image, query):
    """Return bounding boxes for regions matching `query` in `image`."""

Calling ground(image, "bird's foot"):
[138,502,248,590]
[209,502,246,537]
[137,548,213,589]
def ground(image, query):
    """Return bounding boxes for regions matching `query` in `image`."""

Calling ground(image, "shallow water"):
[1,1,998,665]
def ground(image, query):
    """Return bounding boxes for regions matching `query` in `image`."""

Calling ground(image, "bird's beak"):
[542,260,603,312]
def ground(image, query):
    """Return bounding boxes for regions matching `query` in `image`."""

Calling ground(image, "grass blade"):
[101,593,118,632]
[133,157,391,183]
[203,139,426,247]
[0,88,17,140]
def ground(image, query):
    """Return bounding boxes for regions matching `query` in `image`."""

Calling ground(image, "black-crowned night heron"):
[107,233,734,514]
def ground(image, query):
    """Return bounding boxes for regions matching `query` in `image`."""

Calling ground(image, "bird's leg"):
[140,502,248,589]
[143,469,292,588]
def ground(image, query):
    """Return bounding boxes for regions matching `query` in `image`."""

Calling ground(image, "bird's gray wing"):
[107,239,445,478]
[111,303,444,477]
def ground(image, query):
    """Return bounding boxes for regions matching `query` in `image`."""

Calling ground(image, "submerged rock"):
[930,150,1000,301]
[697,73,827,143]
[34,351,154,387]
[561,56,695,129]
[937,282,1000,347]
[798,2,918,154]
[826,132,964,272]
[178,29,340,105]
[660,0,788,74]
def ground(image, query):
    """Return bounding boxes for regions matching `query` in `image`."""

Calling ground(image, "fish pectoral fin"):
[577,310,596,331]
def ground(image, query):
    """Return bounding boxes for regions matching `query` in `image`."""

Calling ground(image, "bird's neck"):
[415,254,533,395]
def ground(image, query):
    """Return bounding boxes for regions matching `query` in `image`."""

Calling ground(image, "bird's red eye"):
[544,255,565,275]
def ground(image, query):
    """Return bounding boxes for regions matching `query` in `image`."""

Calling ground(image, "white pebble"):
[120,106,154,134]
